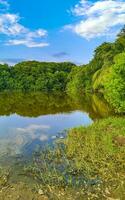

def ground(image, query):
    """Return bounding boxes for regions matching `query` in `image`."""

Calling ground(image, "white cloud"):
[6,39,49,48]
[71,0,91,16]
[0,1,49,47]
[67,0,125,39]
[16,124,50,134]
[15,124,50,142]
[0,14,27,35]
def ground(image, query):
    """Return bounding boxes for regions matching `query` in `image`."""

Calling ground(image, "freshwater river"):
[0,92,113,160]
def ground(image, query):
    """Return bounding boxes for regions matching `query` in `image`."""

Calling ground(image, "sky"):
[0,0,125,65]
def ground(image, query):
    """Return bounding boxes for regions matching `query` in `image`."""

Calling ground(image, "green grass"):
[65,117,125,199]
[21,117,125,199]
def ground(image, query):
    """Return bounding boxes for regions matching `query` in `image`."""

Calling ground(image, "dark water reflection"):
[0,92,113,118]
[0,92,113,159]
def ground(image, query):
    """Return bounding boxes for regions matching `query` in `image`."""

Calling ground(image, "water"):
[0,92,117,199]
[0,92,113,160]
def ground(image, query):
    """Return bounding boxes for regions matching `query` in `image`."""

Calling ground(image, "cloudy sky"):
[0,0,125,65]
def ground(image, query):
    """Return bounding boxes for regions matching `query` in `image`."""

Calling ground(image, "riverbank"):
[1,117,124,199]
[65,117,125,199]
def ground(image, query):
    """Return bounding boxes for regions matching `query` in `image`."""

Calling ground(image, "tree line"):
[0,61,75,92]
[1,27,125,113]
[67,26,125,113]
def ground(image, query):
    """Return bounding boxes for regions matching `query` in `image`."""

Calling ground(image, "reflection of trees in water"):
[0,92,113,119]
[91,94,113,118]
[69,93,114,120]
[0,92,73,116]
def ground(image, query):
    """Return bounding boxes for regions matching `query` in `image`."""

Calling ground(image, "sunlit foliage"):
[0,61,75,92]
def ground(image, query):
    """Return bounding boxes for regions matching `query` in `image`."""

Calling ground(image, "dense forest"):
[0,61,75,92]
[1,27,125,113]
[67,26,125,113]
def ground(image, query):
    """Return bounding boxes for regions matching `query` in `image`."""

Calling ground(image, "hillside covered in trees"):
[67,27,125,113]
[1,27,125,113]
[0,62,75,92]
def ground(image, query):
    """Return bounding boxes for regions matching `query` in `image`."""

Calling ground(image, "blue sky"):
[0,0,125,65]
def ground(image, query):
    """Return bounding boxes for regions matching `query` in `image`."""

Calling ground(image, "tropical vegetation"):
[1,27,125,113]
[1,27,125,199]
[0,61,74,92]
[67,26,125,113]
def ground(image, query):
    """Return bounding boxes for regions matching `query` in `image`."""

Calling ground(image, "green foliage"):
[66,65,92,96]
[67,41,118,96]
[102,53,125,112]
[1,27,125,113]
[0,61,75,92]
[91,42,115,68]
[115,26,125,52]
[0,64,11,90]
[92,51,125,112]
[89,27,125,113]
[92,67,111,92]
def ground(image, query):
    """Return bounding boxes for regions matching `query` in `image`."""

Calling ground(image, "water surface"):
[0,92,113,161]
